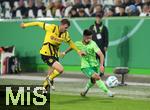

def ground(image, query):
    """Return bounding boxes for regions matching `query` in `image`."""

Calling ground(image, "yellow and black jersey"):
[24,22,79,57]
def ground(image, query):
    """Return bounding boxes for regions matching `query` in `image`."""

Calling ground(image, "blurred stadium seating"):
[0,0,149,19]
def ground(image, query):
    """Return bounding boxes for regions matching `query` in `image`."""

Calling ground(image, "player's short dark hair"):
[83,29,92,36]
[61,19,70,27]
[96,13,103,18]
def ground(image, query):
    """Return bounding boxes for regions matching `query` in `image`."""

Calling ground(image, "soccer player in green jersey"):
[62,29,113,97]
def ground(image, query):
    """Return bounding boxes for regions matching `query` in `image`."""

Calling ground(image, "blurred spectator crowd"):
[0,0,150,19]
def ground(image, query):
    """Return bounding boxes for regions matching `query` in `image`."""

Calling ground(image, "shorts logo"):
[48,59,53,63]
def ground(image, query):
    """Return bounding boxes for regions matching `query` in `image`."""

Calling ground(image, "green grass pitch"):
[50,93,150,110]
[1,77,150,110]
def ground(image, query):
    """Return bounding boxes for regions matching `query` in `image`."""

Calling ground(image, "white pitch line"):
[0,75,150,86]
[72,18,144,47]
[0,75,83,82]
[126,82,150,86]
[109,19,144,46]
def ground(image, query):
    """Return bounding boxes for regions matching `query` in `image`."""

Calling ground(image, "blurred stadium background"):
[0,0,150,110]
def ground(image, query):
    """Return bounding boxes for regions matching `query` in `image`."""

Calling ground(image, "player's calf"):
[50,80,55,91]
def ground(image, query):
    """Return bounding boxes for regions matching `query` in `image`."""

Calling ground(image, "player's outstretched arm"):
[20,22,44,28]
[60,47,72,58]
[64,47,73,54]
[68,40,86,56]
[97,50,104,73]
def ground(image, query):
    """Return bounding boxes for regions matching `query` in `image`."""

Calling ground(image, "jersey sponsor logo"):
[50,36,62,43]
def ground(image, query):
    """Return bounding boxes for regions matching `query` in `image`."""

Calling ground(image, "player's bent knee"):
[58,67,64,74]
[59,69,64,74]
[90,78,96,84]
[95,74,101,80]
[92,73,101,80]
[52,61,64,73]
[95,77,100,80]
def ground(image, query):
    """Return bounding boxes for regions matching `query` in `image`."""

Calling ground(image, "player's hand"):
[20,23,25,28]
[104,47,107,52]
[100,65,104,73]
[78,51,86,56]
[59,52,66,58]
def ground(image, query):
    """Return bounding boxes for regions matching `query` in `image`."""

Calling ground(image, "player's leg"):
[41,55,62,91]
[49,61,64,79]
[92,73,114,97]
[43,68,54,90]
[49,79,55,90]
[81,78,96,97]
[45,61,63,86]
[43,61,63,90]
[80,68,96,96]
[47,68,62,91]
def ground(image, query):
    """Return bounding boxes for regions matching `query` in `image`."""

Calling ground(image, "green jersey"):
[75,40,100,68]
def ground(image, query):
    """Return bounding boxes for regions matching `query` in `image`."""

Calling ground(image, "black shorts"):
[41,55,59,66]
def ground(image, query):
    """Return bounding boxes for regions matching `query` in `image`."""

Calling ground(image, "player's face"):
[83,35,92,44]
[96,17,101,23]
[60,24,69,32]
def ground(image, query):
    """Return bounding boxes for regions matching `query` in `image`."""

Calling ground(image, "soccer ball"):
[106,76,119,88]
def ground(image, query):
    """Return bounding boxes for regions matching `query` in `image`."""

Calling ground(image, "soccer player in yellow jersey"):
[20,19,84,91]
